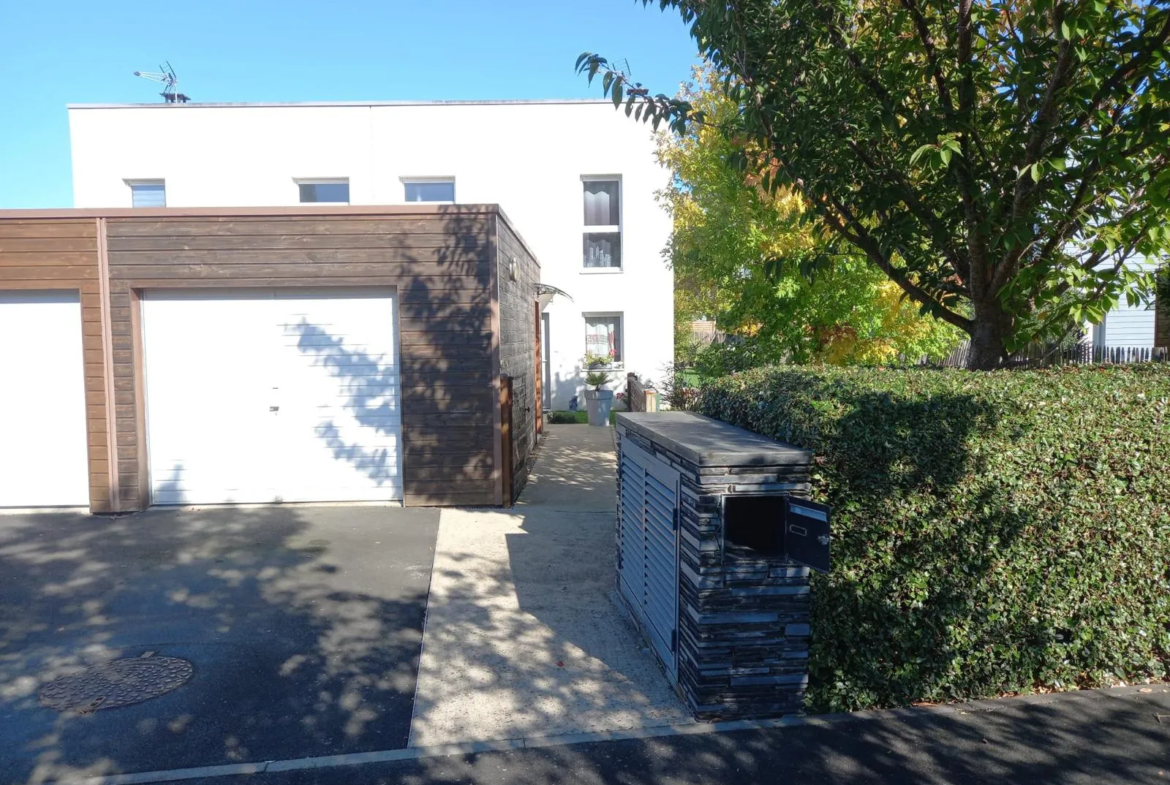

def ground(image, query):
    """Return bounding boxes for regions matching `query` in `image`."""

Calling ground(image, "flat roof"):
[0,204,541,266]
[67,98,612,110]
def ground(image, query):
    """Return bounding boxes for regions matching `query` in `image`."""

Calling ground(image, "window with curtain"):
[404,180,455,202]
[583,179,621,269]
[585,314,623,363]
[129,182,166,208]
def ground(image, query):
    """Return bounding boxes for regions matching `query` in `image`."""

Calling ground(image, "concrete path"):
[0,506,439,785]
[408,424,691,746]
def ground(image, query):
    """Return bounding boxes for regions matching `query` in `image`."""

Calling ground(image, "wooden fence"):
[933,342,1169,369]
[626,373,660,412]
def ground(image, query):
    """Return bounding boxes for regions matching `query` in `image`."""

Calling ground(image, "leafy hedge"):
[697,365,1170,712]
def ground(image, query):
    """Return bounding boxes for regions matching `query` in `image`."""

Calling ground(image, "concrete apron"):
[408,424,692,746]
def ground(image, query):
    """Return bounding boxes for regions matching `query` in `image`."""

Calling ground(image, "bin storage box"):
[614,412,824,720]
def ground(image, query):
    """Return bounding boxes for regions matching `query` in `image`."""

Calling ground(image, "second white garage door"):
[143,289,403,505]
[0,291,90,508]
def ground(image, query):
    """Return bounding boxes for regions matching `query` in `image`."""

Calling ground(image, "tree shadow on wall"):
[287,208,499,503]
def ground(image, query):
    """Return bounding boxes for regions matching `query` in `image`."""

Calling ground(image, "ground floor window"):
[584,313,623,364]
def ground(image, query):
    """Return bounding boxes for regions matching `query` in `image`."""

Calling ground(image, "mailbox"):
[721,494,831,573]
[615,411,827,722]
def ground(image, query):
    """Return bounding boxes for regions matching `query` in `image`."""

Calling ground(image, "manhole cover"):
[38,656,194,713]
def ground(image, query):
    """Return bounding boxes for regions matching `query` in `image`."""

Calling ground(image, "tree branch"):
[900,0,956,113]
[844,139,970,281]
[819,194,975,334]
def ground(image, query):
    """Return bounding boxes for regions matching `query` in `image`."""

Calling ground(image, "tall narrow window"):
[403,179,455,203]
[129,181,166,207]
[583,178,621,270]
[298,180,350,204]
[585,314,623,364]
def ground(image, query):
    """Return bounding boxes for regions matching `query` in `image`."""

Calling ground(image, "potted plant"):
[583,350,616,427]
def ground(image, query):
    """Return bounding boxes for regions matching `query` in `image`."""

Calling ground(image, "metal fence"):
[933,342,1169,369]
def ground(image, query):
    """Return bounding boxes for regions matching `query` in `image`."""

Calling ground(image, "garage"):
[142,288,403,505]
[0,291,91,507]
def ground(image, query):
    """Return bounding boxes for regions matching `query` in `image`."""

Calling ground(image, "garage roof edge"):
[0,204,509,220]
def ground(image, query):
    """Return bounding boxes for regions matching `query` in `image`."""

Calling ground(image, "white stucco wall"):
[68,100,674,408]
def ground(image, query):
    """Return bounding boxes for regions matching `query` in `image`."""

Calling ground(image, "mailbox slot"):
[721,494,831,572]
[722,494,786,557]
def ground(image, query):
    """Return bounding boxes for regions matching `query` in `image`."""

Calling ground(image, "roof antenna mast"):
[133,61,190,103]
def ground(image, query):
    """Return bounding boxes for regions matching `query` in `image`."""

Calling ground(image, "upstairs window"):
[298,180,350,204]
[403,179,455,203]
[129,181,166,208]
[583,178,621,270]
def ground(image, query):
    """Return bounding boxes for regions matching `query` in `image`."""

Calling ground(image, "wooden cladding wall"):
[496,216,541,502]
[0,219,111,511]
[103,210,501,508]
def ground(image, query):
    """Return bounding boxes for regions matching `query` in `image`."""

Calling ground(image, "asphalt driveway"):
[0,505,439,784]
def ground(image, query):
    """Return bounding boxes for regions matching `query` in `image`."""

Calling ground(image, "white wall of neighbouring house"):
[1089,258,1159,349]
[68,100,674,408]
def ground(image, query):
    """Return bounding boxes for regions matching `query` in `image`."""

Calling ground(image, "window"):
[403,179,455,203]
[583,178,621,270]
[128,181,166,208]
[585,314,623,364]
[298,180,350,204]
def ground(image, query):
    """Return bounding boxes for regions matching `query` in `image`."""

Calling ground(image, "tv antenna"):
[133,62,190,103]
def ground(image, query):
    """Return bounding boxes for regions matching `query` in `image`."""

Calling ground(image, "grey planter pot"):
[584,388,614,427]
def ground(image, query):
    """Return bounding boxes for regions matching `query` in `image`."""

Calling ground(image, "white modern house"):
[68,99,675,410]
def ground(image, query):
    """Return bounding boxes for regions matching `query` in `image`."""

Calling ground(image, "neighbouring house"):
[1088,258,1162,349]
[67,99,675,409]
[0,206,539,512]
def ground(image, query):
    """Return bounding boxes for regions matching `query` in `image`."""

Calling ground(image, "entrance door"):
[541,313,551,411]
[142,288,403,505]
[0,291,90,507]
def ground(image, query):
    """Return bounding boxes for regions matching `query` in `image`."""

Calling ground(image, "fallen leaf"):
[556,661,565,668]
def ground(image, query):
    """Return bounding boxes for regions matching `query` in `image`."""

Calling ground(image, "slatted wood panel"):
[105,213,501,508]
[0,219,109,510]
[496,216,541,501]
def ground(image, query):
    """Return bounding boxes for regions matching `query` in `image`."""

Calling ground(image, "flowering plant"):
[583,350,616,390]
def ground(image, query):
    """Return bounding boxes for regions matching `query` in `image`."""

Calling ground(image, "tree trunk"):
[967,300,1013,370]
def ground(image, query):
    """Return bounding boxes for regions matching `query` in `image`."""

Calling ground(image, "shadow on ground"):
[0,505,438,784]
[216,686,1170,784]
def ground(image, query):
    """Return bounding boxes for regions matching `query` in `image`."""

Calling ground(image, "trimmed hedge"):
[697,365,1170,712]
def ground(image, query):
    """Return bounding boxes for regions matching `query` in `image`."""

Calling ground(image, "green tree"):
[665,65,963,366]
[579,0,1169,368]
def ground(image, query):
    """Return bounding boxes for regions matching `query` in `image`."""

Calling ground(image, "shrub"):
[547,411,580,424]
[698,365,1170,712]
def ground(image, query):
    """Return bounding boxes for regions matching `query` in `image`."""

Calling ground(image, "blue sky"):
[0,0,699,208]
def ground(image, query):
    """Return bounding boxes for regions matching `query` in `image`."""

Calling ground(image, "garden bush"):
[698,365,1170,712]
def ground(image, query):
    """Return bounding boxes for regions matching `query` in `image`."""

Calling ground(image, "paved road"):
[188,684,1169,784]
[0,506,438,784]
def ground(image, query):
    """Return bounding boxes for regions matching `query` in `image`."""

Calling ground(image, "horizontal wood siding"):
[105,213,499,508]
[496,217,541,502]
[0,219,110,511]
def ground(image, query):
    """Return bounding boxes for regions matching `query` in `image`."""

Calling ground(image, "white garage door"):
[0,291,90,507]
[142,288,403,505]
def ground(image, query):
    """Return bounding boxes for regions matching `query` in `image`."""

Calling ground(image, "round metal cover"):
[38,656,194,713]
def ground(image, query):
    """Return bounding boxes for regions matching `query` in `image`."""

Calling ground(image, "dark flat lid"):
[616,412,811,468]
